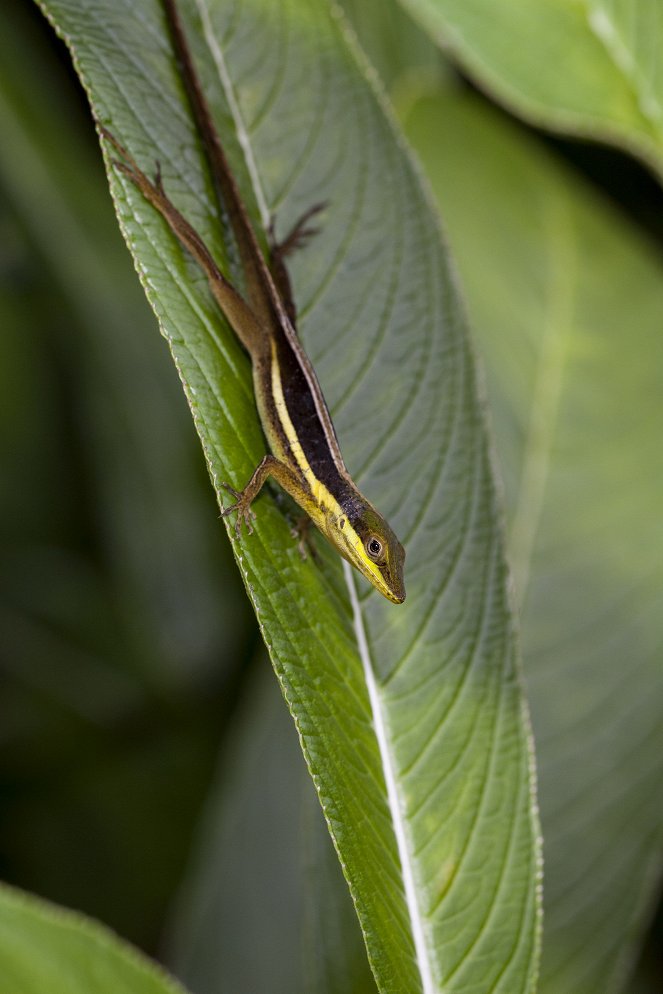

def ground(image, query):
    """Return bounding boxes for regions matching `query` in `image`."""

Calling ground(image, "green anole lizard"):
[100,0,406,603]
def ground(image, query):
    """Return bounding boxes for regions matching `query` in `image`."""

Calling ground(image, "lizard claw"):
[220,481,256,536]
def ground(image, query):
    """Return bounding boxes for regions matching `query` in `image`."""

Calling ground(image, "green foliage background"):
[0,0,661,992]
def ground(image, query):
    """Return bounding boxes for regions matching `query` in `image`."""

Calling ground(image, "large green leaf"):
[403,87,663,994]
[0,884,189,994]
[397,0,663,176]
[36,1,540,990]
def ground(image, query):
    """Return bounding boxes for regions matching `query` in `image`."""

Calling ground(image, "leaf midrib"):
[197,0,271,225]
[196,2,433,988]
[347,562,434,994]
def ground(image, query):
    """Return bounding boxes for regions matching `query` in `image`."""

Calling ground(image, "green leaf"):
[167,657,377,994]
[338,0,446,96]
[0,883,190,994]
[397,0,663,175]
[36,0,540,990]
[403,87,663,994]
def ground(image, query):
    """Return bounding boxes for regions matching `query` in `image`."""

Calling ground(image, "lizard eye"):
[366,537,383,560]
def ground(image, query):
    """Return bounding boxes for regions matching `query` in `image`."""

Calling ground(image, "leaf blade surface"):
[37,1,541,990]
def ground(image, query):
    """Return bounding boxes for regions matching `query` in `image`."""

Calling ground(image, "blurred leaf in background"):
[166,657,377,994]
[396,0,663,174]
[0,883,190,994]
[0,0,255,952]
